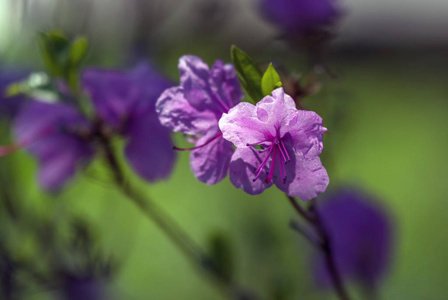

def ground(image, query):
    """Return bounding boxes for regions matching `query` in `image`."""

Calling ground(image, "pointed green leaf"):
[261,63,282,96]
[230,45,263,103]
[38,31,69,77]
[69,37,88,66]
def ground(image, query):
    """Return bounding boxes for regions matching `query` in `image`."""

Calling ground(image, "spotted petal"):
[219,102,268,148]
[229,148,273,195]
[13,101,93,190]
[189,129,233,185]
[273,150,329,200]
[156,86,218,135]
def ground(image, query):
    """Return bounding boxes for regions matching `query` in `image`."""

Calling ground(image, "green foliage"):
[231,45,263,104]
[38,31,89,92]
[5,72,58,103]
[261,63,282,96]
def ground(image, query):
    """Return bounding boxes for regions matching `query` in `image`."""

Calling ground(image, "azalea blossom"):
[13,101,94,190]
[313,188,393,290]
[218,87,328,200]
[156,55,243,184]
[82,62,175,182]
[2,62,176,190]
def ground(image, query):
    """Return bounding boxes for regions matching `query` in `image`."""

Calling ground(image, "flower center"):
[247,139,290,184]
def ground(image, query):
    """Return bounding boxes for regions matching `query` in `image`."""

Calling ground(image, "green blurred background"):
[1,0,448,299]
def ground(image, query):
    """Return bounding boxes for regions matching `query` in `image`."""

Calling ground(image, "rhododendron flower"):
[13,101,93,190]
[156,55,243,184]
[313,188,393,289]
[82,62,175,182]
[219,88,328,200]
[2,62,176,191]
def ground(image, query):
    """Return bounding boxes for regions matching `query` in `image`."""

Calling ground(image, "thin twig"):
[289,220,322,249]
[286,195,351,300]
[99,136,259,300]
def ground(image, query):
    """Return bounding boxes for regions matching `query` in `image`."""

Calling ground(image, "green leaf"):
[261,63,282,96]
[230,45,263,103]
[38,31,70,77]
[69,37,88,66]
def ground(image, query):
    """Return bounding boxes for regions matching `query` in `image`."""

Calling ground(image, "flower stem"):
[286,195,351,300]
[99,136,259,300]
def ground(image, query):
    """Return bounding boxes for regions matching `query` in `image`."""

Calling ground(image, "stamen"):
[0,144,21,157]
[278,153,287,184]
[0,126,59,157]
[246,139,269,147]
[258,147,271,153]
[265,145,278,183]
[173,132,223,151]
[278,151,284,183]
[277,141,288,163]
[253,145,274,181]
[279,140,290,162]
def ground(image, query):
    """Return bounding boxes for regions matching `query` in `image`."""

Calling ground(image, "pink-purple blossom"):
[219,88,329,200]
[156,55,243,184]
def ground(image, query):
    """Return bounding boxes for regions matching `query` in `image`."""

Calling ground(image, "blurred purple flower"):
[82,62,176,182]
[259,0,340,37]
[219,88,328,200]
[314,188,394,289]
[12,101,94,190]
[2,62,176,191]
[156,55,243,184]
[59,276,107,300]
[0,68,28,119]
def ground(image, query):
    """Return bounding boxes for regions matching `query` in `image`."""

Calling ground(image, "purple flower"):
[259,0,340,37]
[2,62,176,191]
[313,188,393,289]
[13,101,94,190]
[82,62,176,182]
[156,55,243,184]
[59,276,107,300]
[218,88,328,200]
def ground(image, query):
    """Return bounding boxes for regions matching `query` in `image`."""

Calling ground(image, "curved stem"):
[99,136,258,300]
[286,195,351,300]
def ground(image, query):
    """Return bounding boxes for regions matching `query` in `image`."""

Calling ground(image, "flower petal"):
[209,60,244,109]
[229,148,273,195]
[13,101,93,190]
[274,152,329,200]
[13,101,90,146]
[82,69,137,127]
[258,88,297,126]
[156,86,217,135]
[219,102,268,148]
[189,129,233,185]
[124,110,176,182]
[178,55,216,111]
[128,61,173,114]
[281,109,327,158]
[29,134,93,191]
